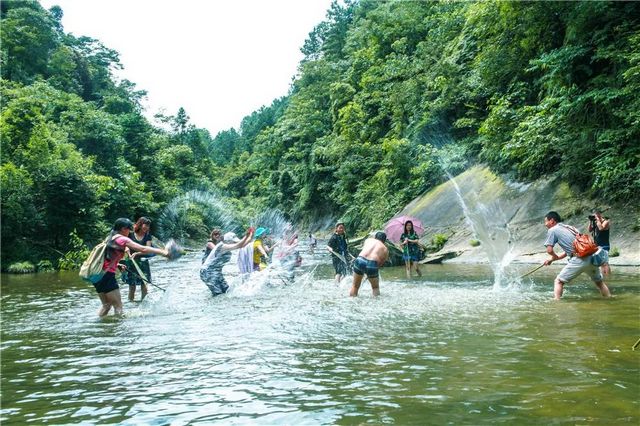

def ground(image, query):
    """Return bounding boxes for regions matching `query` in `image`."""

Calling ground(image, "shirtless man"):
[350,232,389,297]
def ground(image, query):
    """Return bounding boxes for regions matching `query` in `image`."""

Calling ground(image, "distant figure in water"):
[200,227,254,296]
[308,233,317,255]
[350,232,389,297]
[327,222,350,283]
[400,220,422,279]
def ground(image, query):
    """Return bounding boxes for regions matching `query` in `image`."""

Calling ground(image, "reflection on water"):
[1,248,639,425]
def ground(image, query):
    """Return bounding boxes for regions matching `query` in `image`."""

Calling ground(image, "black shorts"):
[93,272,119,293]
[332,257,349,276]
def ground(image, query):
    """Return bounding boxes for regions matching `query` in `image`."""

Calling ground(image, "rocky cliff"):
[397,165,639,266]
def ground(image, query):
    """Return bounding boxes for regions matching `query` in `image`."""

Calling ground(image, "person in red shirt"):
[93,218,169,317]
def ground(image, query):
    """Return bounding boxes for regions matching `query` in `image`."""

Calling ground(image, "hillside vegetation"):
[2,0,638,268]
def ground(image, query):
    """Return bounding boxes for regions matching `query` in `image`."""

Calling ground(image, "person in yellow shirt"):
[252,227,273,271]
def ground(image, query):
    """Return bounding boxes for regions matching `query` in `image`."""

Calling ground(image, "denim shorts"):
[352,256,379,278]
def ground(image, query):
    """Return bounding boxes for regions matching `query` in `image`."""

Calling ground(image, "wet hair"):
[134,216,151,233]
[374,232,387,243]
[404,220,413,233]
[545,211,562,223]
[210,228,222,241]
[113,218,134,231]
[336,222,345,228]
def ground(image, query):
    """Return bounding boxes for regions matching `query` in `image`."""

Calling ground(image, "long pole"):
[128,257,167,292]
[520,263,545,279]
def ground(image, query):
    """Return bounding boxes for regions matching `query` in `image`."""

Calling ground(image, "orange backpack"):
[561,225,599,258]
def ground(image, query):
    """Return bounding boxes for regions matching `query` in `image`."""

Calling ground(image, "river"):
[1,249,638,424]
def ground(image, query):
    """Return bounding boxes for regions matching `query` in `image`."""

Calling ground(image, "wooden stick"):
[129,258,166,292]
[520,263,545,279]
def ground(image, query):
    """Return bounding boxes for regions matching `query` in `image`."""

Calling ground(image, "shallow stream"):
[2,248,638,424]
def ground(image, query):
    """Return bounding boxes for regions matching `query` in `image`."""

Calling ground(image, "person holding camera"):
[588,210,611,276]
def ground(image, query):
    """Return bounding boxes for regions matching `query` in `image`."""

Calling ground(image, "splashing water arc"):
[157,190,237,242]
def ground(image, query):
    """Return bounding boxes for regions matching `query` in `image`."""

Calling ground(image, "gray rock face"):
[397,165,639,266]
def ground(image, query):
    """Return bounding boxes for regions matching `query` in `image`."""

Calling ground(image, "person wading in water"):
[200,227,254,296]
[94,218,169,316]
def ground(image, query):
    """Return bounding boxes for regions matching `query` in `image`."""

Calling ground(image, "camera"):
[588,215,596,221]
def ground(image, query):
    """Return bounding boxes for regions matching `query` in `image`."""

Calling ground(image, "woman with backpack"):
[93,218,169,317]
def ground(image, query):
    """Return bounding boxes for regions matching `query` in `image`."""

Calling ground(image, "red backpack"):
[561,224,599,258]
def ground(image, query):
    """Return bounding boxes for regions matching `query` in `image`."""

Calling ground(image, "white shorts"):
[557,256,603,284]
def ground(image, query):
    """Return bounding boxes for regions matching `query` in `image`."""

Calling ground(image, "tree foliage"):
[2,0,638,267]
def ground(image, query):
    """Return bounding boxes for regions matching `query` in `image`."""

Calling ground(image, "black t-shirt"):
[327,233,348,256]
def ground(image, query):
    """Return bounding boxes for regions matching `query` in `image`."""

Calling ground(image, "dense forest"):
[2,0,639,270]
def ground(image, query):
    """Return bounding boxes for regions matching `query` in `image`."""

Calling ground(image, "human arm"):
[131,239,155,259]
[596,216,610,231]
[543,245,566,265]
[222,228,255,252]
[126,239,168,257]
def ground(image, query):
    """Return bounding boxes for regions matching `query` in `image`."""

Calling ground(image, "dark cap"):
[113,217,134,231]
[336,221,345,228]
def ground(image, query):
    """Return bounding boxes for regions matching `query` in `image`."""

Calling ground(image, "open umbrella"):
[384,216,424,243]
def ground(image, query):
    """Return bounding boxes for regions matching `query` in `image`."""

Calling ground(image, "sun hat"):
[223,232,240,243]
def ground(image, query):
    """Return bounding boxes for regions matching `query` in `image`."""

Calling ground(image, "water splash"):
[445,171,517,288]
[425,127,517,288]
[157,190,237,242]
[252,208,292,240]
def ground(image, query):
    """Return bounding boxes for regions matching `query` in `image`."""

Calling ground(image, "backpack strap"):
[559,223,580,235]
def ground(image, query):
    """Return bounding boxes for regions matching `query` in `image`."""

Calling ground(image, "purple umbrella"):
[384,216,424,243]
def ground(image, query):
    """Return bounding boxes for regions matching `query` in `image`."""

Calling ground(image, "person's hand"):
[162,249,169,257]
[543,259,553,266]
[131,251,140,259]
[117,263,127,272]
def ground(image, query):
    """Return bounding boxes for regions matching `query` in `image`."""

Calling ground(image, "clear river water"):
[1,248,638,425]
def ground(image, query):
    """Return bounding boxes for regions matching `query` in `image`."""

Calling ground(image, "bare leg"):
[350,273,364,297]
[105,288,124,315]
[594,280,611,298]
[335,274,342,284]
[601,263,611,277]
[141,283,148,301]
[369,277,380,297]
[97,293,112,317]
[405,260,411,278]
[554,278,564,300]
[128,284,135,302]
[414,261,422,277]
